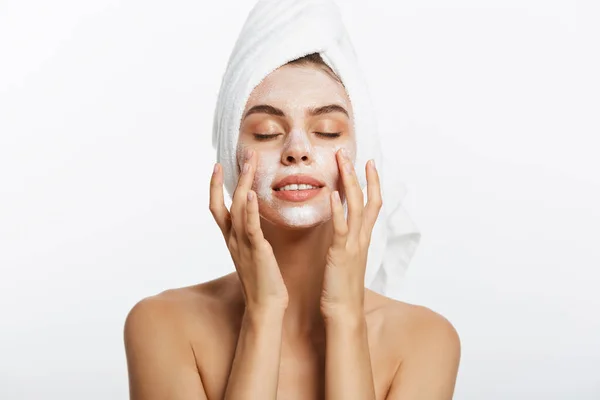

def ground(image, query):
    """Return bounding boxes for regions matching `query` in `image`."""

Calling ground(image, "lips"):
[272,174,325,190]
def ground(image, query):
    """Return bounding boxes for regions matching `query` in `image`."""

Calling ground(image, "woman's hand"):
[320,150,383,320]
[210,149,289,312]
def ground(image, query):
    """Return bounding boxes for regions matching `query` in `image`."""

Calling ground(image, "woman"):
[124,53,460,399]
[124,2,460,400]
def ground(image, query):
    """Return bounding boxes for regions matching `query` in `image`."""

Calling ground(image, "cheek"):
[315,144,354,173]
[315,146,338,166]
[235,144,248,174]
[254,158,269,185]
[253,151,280,197]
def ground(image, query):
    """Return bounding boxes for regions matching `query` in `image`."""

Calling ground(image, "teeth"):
[277,184,320,191]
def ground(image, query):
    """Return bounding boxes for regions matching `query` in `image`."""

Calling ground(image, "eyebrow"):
[242,104,349,121]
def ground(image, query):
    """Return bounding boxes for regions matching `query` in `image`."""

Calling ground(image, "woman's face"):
[237,64,356,228]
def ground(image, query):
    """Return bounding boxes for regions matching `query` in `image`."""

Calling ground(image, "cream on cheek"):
[254,150,278,205]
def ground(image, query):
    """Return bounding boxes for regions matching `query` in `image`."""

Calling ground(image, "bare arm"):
[324,312,377,399]
[223,306,286,400]
[209,153,289,398]
[385,308,461,400]
[123,297,208,400]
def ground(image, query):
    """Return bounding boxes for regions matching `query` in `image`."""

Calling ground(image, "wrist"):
[322,306,365,327]
[245,304,286,323]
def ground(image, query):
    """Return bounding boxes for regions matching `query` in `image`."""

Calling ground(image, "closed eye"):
[253,133,281,141]
[252,132,342,141]
[315,132,341,138]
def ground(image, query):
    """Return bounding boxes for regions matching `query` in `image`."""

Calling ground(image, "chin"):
[258,199,332,230]
[278,217,330,230]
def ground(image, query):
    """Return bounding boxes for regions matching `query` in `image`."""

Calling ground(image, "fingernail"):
[345,160,354,173]
[245,148,254,161]
[247,191,254,201]
[333,190,340,203]
[340,148,349,160]
[243,163,250,174]
[370,159,376,169]
[213,163,219,174]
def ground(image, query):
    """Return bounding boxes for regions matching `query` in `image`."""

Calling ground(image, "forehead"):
[244,65,351,114]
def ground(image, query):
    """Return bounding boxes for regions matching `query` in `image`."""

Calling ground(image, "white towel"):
[212,0,421,299]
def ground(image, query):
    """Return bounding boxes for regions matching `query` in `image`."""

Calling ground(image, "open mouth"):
[271,174,326,202]
[274,183,324,191]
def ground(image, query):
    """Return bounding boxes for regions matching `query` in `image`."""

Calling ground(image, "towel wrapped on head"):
[212,0,421,299]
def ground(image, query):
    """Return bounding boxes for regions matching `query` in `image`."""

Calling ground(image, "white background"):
[1,0,599,398]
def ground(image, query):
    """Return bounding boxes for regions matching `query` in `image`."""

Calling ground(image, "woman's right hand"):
[209,149,289,312]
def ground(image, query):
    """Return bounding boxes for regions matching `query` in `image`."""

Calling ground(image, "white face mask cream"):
[236,64,356,229]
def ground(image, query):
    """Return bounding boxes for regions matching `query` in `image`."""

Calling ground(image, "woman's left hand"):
[320,149,383,321]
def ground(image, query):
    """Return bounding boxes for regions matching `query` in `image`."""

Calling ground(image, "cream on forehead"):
[244,66,352,116]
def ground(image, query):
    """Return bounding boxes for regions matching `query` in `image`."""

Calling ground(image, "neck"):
[260,217,333,344]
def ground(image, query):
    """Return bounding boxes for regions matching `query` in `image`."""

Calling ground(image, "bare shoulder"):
[384,298,460,347]
[366,290,457,335]
[124,284,206,335]
[123,275,240,400]
[376,296,461,399]
[124,273,242,336]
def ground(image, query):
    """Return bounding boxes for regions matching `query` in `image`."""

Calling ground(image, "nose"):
[281,131,312,166]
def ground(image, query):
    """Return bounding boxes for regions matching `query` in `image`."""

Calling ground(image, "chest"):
[276,355,326,400]
[195,328,397,400]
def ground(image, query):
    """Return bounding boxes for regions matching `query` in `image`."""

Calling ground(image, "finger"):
[209,163,231,237]
[363,159,383,238]
[337,149,363,243]
[330,190,348,248]
[245,190,264,246]
[230,149,256,240]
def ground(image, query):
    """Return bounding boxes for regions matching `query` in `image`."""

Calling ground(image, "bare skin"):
[124,64,460,399]
[125,274,459,400]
